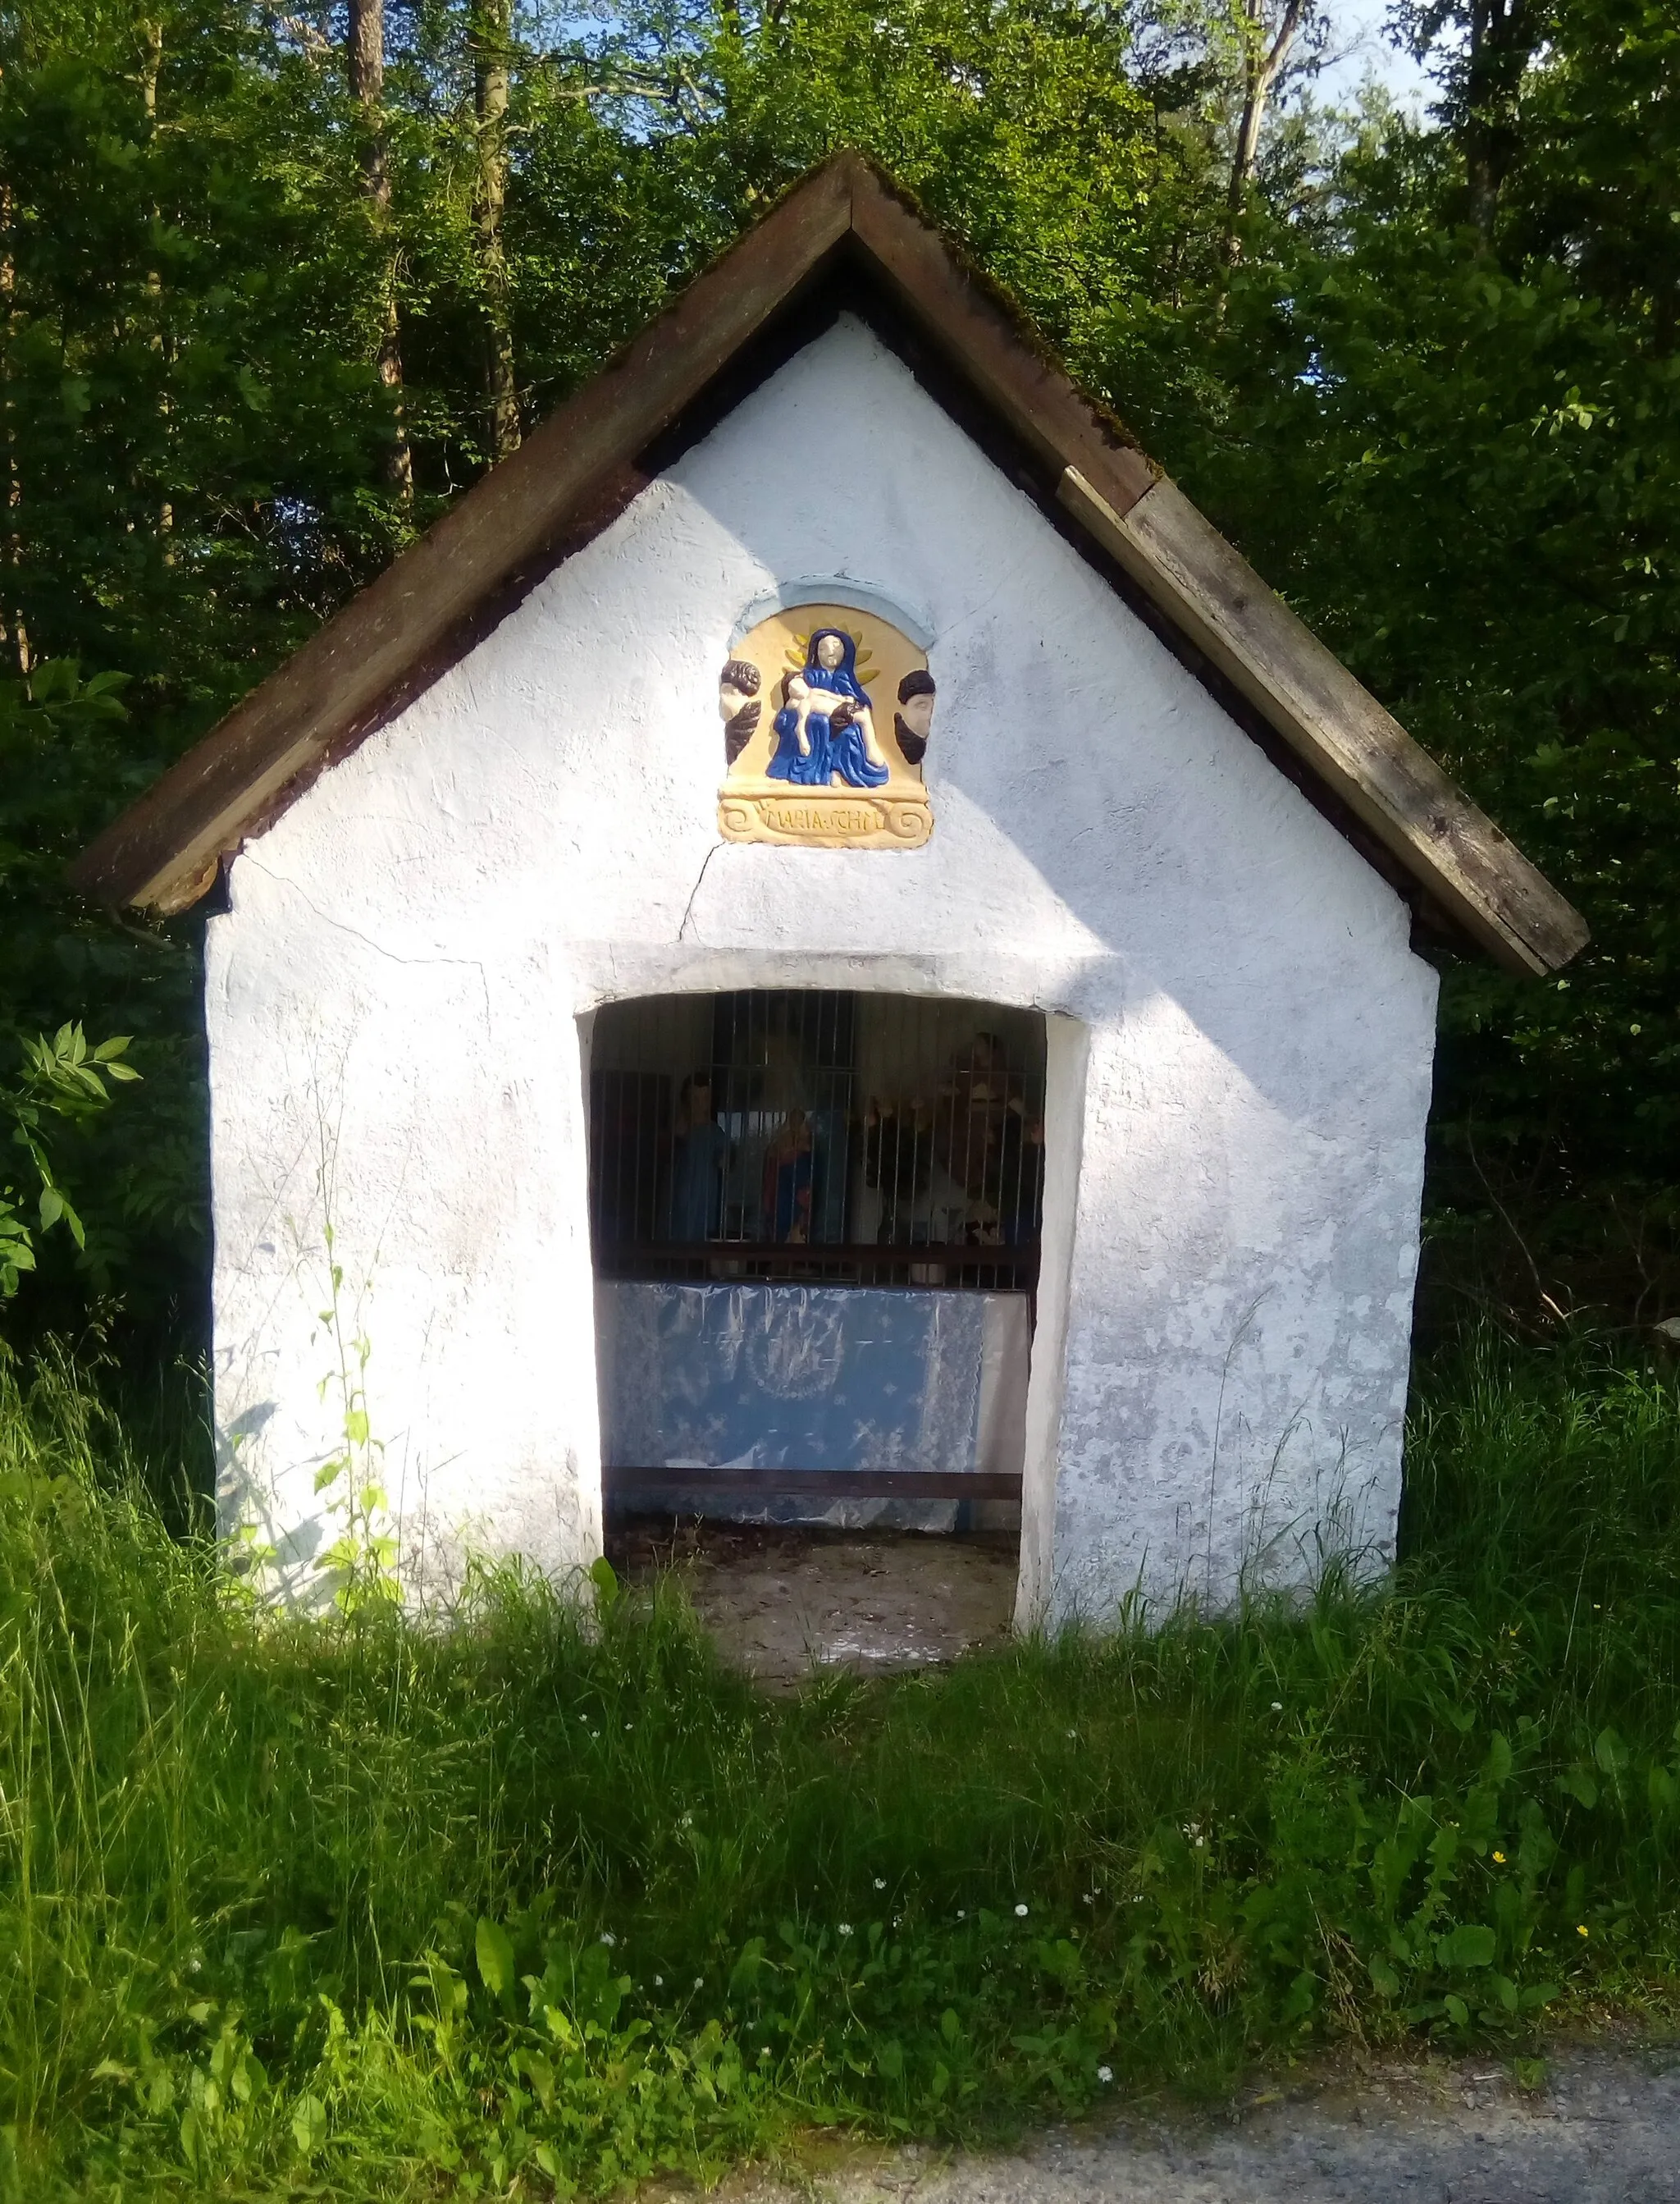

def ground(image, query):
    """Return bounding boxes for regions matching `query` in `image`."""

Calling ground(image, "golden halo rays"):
[784,625,877,681]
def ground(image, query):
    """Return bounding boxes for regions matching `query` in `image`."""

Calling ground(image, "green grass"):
[2,1331,1678,2198]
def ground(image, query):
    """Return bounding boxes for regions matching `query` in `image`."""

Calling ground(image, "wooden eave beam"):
[68,148,1588,979]
[1057,470,1590,977]
[842,163,1159,524]
[71,161,856,913]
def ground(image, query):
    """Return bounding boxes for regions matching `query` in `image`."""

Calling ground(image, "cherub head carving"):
[718,657,762,765]
[894,668,936,766]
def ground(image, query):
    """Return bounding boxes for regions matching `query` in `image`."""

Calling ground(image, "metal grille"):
[587,990,1047,1289]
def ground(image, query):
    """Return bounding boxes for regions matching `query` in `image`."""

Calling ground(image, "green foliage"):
[1094,7,1680,1295]
[653,0,1205,363]
[0,0,411,694]
[0,660,204,1317]
[0,1023,139,1294]
[307,1222,403,1616]
[1139,169,1680,1176]
[0,1331,1676,2194]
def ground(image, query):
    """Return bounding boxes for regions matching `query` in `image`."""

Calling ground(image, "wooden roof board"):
[71,151,1587,976]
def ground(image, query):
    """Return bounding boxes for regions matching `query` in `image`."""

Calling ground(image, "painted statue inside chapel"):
[714,601,935,848]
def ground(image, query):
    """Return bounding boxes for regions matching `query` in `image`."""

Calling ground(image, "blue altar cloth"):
[595,1282,1029,1526]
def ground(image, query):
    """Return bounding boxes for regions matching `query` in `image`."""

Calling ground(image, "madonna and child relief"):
[715,601,935,848]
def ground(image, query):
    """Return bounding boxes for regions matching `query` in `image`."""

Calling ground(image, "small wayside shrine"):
[75,155,1586,1622]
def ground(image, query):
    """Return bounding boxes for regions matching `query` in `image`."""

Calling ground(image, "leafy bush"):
[0,661,204,1324]
[0,1022,139,1294]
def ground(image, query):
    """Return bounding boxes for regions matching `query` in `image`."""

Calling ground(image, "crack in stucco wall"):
[240,857,495,1034]
[678,841,724,944]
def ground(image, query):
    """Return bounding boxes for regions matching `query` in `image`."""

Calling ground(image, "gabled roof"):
[71,151,1586,976]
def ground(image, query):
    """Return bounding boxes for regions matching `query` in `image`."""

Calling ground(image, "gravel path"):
[724,2042,1680,2204]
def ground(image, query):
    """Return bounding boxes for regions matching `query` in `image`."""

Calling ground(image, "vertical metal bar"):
[631,1057,641,1249]
[609,1011,623,1253]
[726,990,738,1243]
[614,1021,628,1254]
[907,996,921,1251]
[663,1008,673,1246]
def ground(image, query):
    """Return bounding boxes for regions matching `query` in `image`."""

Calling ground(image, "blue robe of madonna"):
[766,629,891,789]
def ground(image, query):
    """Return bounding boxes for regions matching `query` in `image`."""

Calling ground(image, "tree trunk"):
[139,19,175,563]
[1222,0,1308,267]
[1462,0,1542,252]
[347,0,413,499]
[0,166,27,678]
[473,0,520,463]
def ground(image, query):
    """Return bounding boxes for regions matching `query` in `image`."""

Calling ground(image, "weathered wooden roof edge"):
[70,150,1588,976]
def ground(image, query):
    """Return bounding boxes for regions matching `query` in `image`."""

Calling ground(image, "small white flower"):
[892,1916,901,1927]
[1015,1904,1029,1918]
[1066,1729,1076,1738]
[600,1932,616,1946]
[956,1909,966,1919]
[874,1877,887,1891]
[1083,1892,1095,1904]
[1271,1701,1282,1712]
[655,1974,664,1987]
[838,1923,853,1937]
[624,1722,632,1731]
[693,1976,704,1989]
[1097,2065,1113,2084]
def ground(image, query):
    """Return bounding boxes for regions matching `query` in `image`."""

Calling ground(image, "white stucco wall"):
[206,313,1438,1621]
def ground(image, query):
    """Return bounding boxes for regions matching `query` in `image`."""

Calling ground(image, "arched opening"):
[587,989,1046,1673]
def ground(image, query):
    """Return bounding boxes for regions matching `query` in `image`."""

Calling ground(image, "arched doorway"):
[586,990,1045,1668]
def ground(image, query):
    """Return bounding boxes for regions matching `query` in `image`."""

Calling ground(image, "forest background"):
[0,0,1675,1363]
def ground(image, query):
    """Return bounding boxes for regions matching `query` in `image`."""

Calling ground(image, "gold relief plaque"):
[715,603,935,848]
